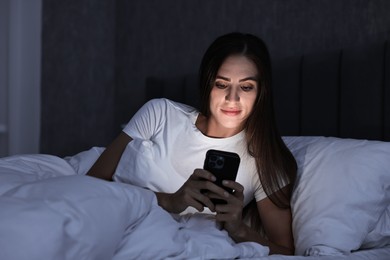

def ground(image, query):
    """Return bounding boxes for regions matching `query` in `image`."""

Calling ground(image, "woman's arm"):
[229,197,294,255]
[87,132,221,213]
[255,196,294,255]
[86,131,133,181]
[216,182,294,255]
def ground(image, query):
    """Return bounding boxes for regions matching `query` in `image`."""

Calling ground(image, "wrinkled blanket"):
[0,152,268,260]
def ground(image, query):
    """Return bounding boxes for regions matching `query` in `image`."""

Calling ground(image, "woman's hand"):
[213,180,245,237]
[156,169,227,214]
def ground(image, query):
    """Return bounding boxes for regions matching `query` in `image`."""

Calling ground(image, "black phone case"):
[203,149,240,204]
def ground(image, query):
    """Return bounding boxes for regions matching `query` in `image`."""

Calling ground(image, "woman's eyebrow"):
[216,75,231,81]
[216,75,258,82]
[239,76,258,82]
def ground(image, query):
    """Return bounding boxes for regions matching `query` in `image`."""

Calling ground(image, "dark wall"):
[41,0,116,156]
[41,0,390,156]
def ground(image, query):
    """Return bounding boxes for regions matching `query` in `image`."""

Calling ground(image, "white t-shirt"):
[114,98,266,214]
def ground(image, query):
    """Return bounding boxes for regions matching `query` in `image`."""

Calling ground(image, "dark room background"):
[40,0,390,156]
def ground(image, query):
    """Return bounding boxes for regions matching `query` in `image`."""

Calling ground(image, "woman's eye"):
[215,82,228,89]
[241,85,254,92]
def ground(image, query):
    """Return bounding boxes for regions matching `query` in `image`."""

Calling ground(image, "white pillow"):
[64,146,104,175]
[283,136,390,256]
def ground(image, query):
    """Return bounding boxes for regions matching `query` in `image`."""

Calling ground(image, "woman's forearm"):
[86,132,132,181]
[155,192,181,213]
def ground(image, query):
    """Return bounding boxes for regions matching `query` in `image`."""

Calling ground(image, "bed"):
[1,41,389,259]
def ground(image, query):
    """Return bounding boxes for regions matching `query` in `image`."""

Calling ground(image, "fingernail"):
[224,191,229,197]
[223,180,228,185]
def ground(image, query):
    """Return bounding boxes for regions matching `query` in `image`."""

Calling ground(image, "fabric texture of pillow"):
[64,146,104,175]
[283,136,390,256]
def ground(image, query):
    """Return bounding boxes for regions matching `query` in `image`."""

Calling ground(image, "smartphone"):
[203,149,240,204]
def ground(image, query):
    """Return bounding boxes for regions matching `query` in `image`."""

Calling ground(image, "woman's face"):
[207,55,259,137]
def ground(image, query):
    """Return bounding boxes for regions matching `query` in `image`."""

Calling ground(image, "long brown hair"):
[198,32,297,209]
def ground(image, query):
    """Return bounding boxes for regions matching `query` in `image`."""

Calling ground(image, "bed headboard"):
[146,41,390,141]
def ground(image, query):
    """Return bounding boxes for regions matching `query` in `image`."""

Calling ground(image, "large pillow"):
[283,136,390,256]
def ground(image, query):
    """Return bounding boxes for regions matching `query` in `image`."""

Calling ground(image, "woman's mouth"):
[221,109,241,116]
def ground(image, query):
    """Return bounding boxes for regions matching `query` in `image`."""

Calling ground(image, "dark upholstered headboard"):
[146,41,390,141]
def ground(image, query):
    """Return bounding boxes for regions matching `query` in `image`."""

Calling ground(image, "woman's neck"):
[195,113,242,138]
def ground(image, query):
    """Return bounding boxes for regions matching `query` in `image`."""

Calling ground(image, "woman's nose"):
[225,88,240,101]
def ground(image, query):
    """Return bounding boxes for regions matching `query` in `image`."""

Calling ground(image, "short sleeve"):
[122,99,167,140]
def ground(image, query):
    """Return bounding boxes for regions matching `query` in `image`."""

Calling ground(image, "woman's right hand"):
[156,169,226,214]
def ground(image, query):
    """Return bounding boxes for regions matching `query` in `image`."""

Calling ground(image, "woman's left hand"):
[213,180,245,237]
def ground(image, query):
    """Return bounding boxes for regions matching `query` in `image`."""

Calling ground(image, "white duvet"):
[1,147,389,260]
[0,152,269,260]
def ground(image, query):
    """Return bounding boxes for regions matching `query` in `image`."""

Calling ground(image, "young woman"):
[87,32,297,255]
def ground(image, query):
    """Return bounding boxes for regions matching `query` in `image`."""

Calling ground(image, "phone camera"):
[209,155,225,169]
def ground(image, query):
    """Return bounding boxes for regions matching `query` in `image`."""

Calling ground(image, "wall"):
[115,0,390,126]
[0,0,42,157]
[40,0,390,156]
[0,0,9,157]
[40,0,116,156]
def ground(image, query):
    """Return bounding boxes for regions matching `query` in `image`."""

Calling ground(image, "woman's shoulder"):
[145,98,198,114]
